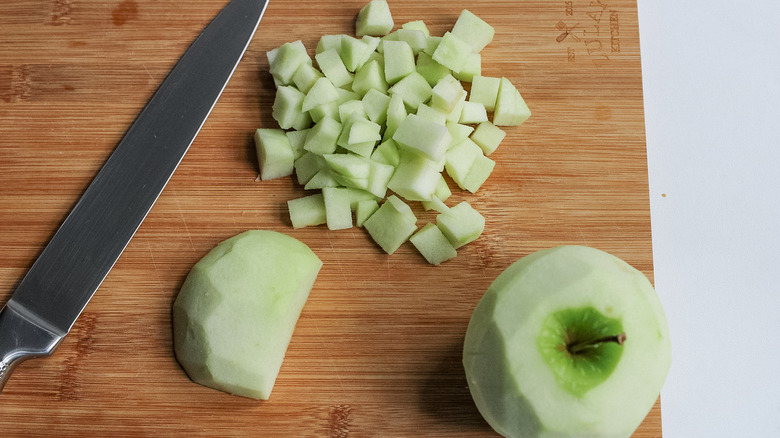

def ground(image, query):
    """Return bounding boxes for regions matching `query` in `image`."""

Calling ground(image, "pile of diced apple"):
[255,0,531,265]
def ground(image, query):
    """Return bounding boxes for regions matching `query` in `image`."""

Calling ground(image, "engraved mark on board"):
[556,1,621,66]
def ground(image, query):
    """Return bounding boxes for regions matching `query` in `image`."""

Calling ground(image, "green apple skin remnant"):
[173,230,322,400]
[463,245,671,438]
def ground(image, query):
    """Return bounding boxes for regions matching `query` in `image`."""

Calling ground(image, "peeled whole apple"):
[463,245,671,437]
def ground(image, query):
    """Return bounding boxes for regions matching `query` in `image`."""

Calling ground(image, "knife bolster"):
[0,304,65,392]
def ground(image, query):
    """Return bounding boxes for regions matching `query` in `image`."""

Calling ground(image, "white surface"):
[637,0,780,436]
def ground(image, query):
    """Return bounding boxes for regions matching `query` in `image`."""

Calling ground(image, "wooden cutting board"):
[0,0,661,436]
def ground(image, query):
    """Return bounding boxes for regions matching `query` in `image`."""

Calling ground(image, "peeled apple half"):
[172,230,322,400]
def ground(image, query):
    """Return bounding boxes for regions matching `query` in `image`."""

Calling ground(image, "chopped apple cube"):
[361,36,382,56]
[416,103,447,126]
[387,154,442,201]
[470,121,506,155]
[293,151,325,185]
[356,0,394,37]
[361,88,392,124]
[348,118,382,144]
[338,100,368,123]
[337,114,376,157]
[459,101,489,124]
[493,77,532,126]
[309,101,339,124]
[445,90,468,124]
[336,88,361,105]
[383,40,416,85]
[433,175,452,201]
[377,32,398,54]
[402,20,430,37]
[447,122,475,142]
[392,114,452,162]
[332,173,369,193]
[452,52,481,82]
[363,195,418,254]
[366,159,395,198]
[304,117,342,155]
[346,187,379,209]
[316,34,346,54]
[469,75,501,111]
[304,169,339,190]
[323,187,378,230]
[445,138,483,185]
[288,193,327,228]
[397,28,428,54]
[323,153,371,180]
[416,51,451,87]
[431,74,465,113]
[268,40,311,85]
[370,138,401,167]
[388,71,433,111]
[421,178,452,212]
[436,201,485,248]
[315,49,354,88]
[272,86,311,131]
[255,128,295,181]
[292,63,324,93]
[410,223,458,265]
[302,77,339,112]
[422,195,449,214]
[423,36,442,56]
[285,128,309,160]
[355,199,380,227]
[451,10,495,53]
[460,153,496,193]
[352,60,388,96]
[339,36,372,72]
[383,93,407,140]
[432,31,472,73]
[322,187,354,230]
[386,194,418,224]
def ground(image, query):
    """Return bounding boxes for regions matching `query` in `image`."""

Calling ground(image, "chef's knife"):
[0,0,269,391]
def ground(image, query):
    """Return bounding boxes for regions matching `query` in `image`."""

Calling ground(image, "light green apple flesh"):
[355,0,394,37]
[261,4,532,262]
[463,245,671,438]
[172,230,322,400]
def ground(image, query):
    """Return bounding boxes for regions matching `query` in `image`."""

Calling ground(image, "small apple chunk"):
[436,200,484,248]
[267,40,311,86]
[451,9,495,53]
[410,222,457,265]
[493,77,531,127]
[363,195,417,254]
[355,0,394,37]
[287,193,326,229]
[254,128,295,181]
[173,230,322,400]
[463,246,671,438]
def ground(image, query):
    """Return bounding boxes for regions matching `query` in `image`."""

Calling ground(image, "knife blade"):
[0,0,269,391]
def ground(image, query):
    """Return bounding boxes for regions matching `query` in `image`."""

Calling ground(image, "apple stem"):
[567,333,626,355]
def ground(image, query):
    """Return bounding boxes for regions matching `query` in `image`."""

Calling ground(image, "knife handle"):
[0,304,64,393]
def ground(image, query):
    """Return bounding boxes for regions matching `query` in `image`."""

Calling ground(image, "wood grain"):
[0,0,661,436]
